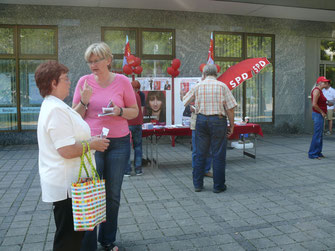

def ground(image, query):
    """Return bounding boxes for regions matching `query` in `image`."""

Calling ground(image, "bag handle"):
[83,141,101,181]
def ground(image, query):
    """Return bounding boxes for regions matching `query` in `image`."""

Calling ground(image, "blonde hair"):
[84,42,113,70]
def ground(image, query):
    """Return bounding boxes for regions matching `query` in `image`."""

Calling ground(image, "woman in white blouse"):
[35,61,110,251]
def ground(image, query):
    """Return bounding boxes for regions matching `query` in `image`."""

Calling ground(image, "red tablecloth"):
[142,123,263,139]
[229,123,264,140]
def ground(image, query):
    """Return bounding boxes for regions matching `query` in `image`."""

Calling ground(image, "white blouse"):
[37,95,94,203]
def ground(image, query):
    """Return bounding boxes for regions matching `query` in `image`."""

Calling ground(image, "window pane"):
[321,40,335,61]
[319,64,325,76]
[326,64,335,82]
[0,28,14,54]
[141,60,170,77]
[20,28,56,55]
[215,34,242,58]
[20,60,45,130]
[111,59,124,73]
[247,36,272,58]
[0,59,17,130]
[245,65,273,122]
[104,29,136,55]
[142,31,173,55]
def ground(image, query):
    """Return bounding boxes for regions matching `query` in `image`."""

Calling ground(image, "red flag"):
[217,57,271,90]
[207,32,214,65]
[122,35,131,68]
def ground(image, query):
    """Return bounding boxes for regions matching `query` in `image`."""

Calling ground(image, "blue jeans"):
[308,112,324,159]
[125,125,143,173]
[194,114,227,190]
[192,130,211,173]
[81,134,130,250]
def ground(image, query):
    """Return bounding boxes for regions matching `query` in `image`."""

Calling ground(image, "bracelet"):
[80,100,88,110]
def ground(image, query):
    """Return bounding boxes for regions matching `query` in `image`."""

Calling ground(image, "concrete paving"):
[1,134,335,250]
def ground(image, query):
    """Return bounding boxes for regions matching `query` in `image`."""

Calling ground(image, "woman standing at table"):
[308,76,331,159]
[72,42,138,251]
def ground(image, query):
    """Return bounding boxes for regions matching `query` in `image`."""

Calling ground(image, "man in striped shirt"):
[183,64,237,193]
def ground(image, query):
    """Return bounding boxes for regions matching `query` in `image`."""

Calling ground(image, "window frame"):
[101,27,175,75]
[0,24,58,132]
[214,31,275,124]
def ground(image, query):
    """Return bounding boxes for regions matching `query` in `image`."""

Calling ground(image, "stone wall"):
[1,4,335,144]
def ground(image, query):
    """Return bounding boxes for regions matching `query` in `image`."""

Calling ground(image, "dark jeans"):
[192,130,212,173]
[53,198,85,251]
[194,114,227,190]
[81,135,130,250]
[308,112,324,159]
[125,125,143,173]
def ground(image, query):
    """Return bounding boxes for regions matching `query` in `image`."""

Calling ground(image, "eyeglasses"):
[59,76,70,82]
[87,58,105,66]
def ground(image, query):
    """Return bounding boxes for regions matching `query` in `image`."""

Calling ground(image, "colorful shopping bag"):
[71,142,106,231]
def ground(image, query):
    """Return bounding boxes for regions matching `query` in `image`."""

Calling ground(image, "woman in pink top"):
[72,42,138,251]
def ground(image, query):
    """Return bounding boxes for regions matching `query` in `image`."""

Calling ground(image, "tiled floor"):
[1,134,335,250]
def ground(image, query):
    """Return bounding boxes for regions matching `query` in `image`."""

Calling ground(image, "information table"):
[142,123,263,166]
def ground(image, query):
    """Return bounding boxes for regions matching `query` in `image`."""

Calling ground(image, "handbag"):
[71,141,106,231]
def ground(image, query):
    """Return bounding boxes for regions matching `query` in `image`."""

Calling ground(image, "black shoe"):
[194,186,203,192]
[213,184,227,193]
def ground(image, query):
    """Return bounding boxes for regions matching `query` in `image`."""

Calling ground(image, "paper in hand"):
[98,100,115,117]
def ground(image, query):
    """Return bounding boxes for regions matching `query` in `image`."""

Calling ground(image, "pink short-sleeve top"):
[73,73,136,138]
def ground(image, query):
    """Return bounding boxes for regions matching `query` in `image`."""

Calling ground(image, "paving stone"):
[249,238,277,249]
[0,245,21,251]
[119,224,139,234]
[147,242,171,251]
[240,229,264,239]
[277,243,308,251]
[161,227,184,237]
[300,240,329,250]
[141,229,163,240]
[1,236,25,246]
[218,242,246,251]
[5,228,28,237]
[3,137,335,250]
[210,234,236,244]
[21,242,44,251]
[259,227,284,237]
[269,235,295,245]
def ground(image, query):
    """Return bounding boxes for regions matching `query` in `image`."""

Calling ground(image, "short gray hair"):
[203,64,217,77]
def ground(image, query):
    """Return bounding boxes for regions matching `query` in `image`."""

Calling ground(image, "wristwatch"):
[118,107,123,117]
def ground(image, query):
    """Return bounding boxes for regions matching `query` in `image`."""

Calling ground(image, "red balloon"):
[171,58,181,70]
[123,65,133,75]
[199,63,206,72]
[215,64,221,73]
[133,66,143,75]
[167,66,175,76]
[127,55,136,66]
[172,70,180,78]
[134,57,141,67]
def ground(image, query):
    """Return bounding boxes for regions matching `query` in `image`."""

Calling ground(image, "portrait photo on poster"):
[143,91,166,125]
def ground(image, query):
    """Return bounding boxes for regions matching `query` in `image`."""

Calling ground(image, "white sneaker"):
[325,131,331,135]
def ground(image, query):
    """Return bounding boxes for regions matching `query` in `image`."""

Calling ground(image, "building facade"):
[0,3,335,144]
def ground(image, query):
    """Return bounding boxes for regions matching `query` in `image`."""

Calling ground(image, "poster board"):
[135,77,172,125]
[173,77,201,125]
